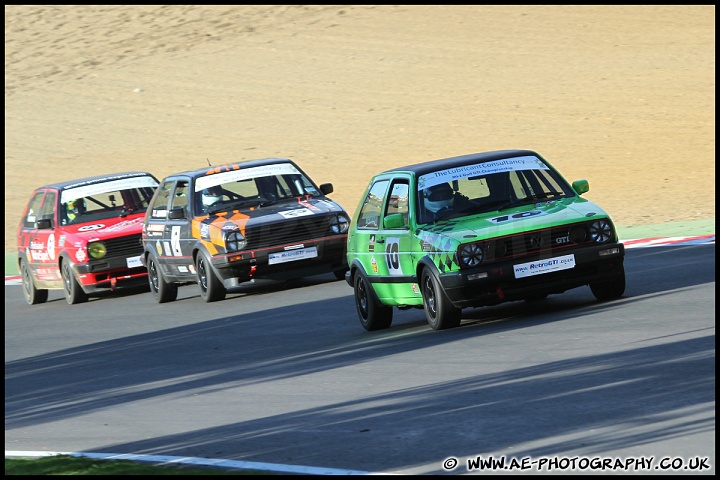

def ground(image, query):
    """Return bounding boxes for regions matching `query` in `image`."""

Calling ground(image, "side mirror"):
[319,183,334,195]
[572,179,589,196]
[168,206,186,220]
[36,218,53,229]
[383,213,407,229]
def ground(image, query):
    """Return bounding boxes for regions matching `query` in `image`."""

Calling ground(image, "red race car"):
[17,171,160,305]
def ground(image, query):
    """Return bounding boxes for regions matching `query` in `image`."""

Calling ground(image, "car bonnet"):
[418,198,613,244]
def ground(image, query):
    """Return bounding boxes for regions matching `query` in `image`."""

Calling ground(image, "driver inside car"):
[201,186,225,210]
[65,198,85,223]
[422,182,455,220]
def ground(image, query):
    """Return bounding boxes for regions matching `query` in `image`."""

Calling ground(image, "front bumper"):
[439,242,625,308]
[74,255,148,292]
[209,236,348,288]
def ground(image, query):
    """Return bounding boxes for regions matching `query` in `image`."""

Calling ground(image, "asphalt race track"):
[5,243,715,475]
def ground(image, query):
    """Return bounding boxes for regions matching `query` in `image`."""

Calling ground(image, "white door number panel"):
[385,237,402,275]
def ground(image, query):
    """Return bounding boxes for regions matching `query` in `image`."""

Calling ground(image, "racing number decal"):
[489,210,545,224]
[47,233,55,260]
[385,237,402,275]
[171,226,183,256]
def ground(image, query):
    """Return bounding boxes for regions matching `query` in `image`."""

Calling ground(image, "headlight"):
[224,231,246,252]
[458,242,484,267]
[88,242,107,259]
[589,219,613,243]
[330,214,349,234]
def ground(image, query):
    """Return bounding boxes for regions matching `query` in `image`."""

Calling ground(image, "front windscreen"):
[417,155,575,224]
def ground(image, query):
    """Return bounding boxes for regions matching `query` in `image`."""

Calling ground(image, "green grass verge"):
[5,455,273,475]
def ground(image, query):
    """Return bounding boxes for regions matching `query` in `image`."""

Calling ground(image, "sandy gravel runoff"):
[4,5,715,253]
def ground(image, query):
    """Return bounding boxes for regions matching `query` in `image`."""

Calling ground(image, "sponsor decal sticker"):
[268,246,318,265]
[126,255,143,268]
[278,208,314,219]
[78,224,105,231]
[489,210,545,224]
[513,254,575,278]
[419,156,548,190]
[100,218,143,233]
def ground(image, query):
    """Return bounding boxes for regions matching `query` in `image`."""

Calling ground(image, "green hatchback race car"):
[345,149,626,331]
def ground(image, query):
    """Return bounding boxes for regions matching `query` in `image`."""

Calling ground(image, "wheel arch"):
[348,259,386,306]
[415,255,441,283]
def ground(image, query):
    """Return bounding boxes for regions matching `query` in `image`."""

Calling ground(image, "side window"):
[38,191,57,223]
[149,181,174,219]
[385,180,409,228]
[23,192,45,228]
[171,181,189,212]
[357,180,389,230]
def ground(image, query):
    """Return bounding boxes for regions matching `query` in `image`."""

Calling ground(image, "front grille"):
[244,216,336,249]
[486,221,603,263]
[89,234,143,263]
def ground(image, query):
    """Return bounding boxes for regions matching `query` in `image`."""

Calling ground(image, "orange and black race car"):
[17,171,160,305]
[141,158,350,303]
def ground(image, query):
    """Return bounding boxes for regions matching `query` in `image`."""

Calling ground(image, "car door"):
[18,189,63,283]
[377,178,419,302]
[146,178,196,280]
[352,176,417,304]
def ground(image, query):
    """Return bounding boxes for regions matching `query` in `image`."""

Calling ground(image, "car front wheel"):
[20,259,48,305]
[147,252,178,303]
[61,259,88,305]
[421,268,461,330]
[196,251,226,302]
[353,271,392,331]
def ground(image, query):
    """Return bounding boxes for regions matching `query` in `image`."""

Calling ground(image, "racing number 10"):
[385,237,401,275]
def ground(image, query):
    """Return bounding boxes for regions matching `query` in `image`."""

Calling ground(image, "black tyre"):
[421,268,461,330]
[590,266,626,301]
[147,252,178,303]
[61,259,88,305]
[196,251,226,302]
[353,271,392,331]
[20,260,48,305]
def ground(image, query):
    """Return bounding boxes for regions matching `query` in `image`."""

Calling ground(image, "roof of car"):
[163,157,299,180]
[37,171,158,191]
[383,149,541,177]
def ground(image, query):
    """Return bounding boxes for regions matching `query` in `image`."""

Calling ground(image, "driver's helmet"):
[201,186,223,207]
[66,198,85,220]
[424,183,454,213]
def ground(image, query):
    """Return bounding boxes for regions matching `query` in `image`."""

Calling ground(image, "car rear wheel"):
[147,252,178,303]
[421,268,461,330]
[20,259,48,305]
[590,265,626,301]
[196,251,226,302]
[353,271,392,331]
[61,259,88,305]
